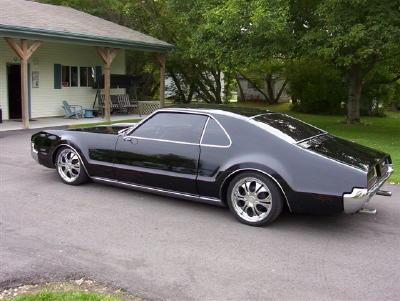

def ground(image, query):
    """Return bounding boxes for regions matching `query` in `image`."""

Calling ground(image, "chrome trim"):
[123,135,199,146]
[220,168,292,212]
[296,133,328,144]
[92,177,224,206]
[358,208,377,215]
[202,116,232,148]
[31,142,38,161]
[343,165,393,214]
[199,116,210,145]
[124,109,232,148]
[31,142,38,154]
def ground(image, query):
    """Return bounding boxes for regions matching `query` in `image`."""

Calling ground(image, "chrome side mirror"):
[117,124,137,136]
[118,128,131,136]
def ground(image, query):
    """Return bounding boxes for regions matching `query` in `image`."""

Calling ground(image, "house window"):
[80,67,95,87]
[88,67,94,87]
[61,65,95,88]
[80,67,88,87]
[61,66,70,87]
[71,66,78,87]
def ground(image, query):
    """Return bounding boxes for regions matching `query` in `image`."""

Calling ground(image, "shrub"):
[286,60,346,114]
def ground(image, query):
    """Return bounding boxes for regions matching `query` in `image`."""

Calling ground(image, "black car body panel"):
[31,107,393,215]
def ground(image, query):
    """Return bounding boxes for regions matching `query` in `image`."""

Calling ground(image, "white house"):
[237,75,290,103]
[0,0,173,128]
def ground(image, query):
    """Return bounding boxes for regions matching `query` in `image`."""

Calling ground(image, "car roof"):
[160,106,271,119]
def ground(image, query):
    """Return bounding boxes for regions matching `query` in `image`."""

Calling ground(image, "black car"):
[31,108,393,226]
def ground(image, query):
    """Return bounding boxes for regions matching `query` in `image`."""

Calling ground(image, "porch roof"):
[0,0,174,52]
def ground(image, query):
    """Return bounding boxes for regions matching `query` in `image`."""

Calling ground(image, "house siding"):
[0,40,125,120]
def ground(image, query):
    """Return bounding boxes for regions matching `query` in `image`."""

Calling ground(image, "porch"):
[0,0,173,129]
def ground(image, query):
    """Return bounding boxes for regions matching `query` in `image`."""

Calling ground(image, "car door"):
[113,112,208,195]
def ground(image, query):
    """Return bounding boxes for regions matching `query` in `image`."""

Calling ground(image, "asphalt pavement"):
[1,130,399,300]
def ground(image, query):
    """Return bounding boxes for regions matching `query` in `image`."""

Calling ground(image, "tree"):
[297,0,400,123]
[198,0,291,103]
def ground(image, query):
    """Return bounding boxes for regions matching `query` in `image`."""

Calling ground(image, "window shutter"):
[54,64,62,89]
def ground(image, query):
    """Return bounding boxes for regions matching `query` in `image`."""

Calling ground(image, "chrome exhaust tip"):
[376,190,392,197]
[358,208,377,215]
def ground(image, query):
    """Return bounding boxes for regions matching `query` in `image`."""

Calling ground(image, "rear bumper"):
[343,165,394,214]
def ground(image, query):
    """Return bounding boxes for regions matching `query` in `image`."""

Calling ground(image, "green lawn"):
[69,119,141,129]
[11,291,120,301]
[172,102,400,183]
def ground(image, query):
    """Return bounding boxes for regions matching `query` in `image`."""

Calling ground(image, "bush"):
[286,60,346,114]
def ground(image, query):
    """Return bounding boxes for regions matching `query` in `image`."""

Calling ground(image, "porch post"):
[155,53,166,108]
[4,38,42,129]
[97,47,119,122]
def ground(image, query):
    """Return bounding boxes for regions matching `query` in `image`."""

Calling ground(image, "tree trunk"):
[213,70,222,104]
[170,71,186,103]
[265,74,275,104]
[347,65,363,124]
[223,72,232,103]
[236,75,245,102]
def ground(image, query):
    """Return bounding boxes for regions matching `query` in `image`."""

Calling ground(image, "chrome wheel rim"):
[57,148,81,183]
[231,177,272,223]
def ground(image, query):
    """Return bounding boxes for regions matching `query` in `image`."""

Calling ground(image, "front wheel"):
[56,147,88,185]
[227,172,283,226]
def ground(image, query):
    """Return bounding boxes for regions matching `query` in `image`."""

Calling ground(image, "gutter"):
[0,24,175,52]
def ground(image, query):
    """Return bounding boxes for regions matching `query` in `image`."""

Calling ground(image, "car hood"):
[298,134,389,172]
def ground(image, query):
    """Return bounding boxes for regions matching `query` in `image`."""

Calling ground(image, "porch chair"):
[62,101,84,119]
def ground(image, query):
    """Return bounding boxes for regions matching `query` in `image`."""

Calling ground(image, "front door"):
[114,112,208,195]
[7,64,22,119]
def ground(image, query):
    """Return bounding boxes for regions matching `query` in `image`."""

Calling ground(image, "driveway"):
[1,130,399,301]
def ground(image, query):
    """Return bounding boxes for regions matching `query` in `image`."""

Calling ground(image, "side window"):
[201,118,231,147]
[132,112,208,144]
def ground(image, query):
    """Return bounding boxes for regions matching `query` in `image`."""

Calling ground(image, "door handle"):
[123,136,138,144]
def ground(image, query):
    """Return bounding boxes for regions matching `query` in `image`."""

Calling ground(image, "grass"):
[172,102,400,183]
[68,118,141,129]
[11,291,120,301]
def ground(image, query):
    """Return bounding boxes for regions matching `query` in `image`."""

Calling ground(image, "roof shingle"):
[0,0,173,51]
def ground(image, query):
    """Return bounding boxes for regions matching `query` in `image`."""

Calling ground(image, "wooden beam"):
[97,47,120,122]
[4,38,42,129]
[155,54,166,108]
[27,41,42,60]
[21,40,29,129]
[4,37,24,59]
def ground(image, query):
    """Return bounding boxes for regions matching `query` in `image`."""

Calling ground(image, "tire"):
[227,172,283,226]
[55,146,89,185]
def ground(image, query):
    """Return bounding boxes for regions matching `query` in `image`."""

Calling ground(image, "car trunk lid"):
[298,134,391,177]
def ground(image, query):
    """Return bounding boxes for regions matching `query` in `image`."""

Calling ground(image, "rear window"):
[253,113,324,142]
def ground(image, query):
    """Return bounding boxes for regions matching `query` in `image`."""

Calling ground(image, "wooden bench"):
[117,95,141,116]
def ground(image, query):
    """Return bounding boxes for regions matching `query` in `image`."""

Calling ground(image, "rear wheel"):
[227,172,283,226]
[56,147,88,185]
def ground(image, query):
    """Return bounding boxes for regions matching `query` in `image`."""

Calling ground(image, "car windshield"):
[252,113,325,143]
